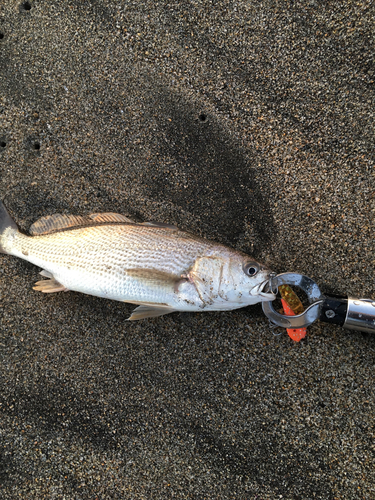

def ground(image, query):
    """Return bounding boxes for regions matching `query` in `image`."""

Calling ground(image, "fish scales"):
[4,224,208,300]
[0,202,275,320]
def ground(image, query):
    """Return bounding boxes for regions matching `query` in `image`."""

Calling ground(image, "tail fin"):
[0,201,19,254]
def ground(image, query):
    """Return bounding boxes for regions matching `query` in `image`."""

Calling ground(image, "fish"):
[0,201,275,320]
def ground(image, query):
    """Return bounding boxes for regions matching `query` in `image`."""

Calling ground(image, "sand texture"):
[0,1,374,498]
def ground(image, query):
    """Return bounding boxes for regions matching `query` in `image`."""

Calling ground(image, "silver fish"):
[0,201,275,320]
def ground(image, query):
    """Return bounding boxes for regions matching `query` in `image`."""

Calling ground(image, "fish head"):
[218,253,275,307]
[187,251,275,310]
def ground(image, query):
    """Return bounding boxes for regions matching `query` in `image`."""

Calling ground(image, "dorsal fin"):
[29,214,91,235]
[140,221,179,230]
[29,212,135,236]
[88,213,135,224]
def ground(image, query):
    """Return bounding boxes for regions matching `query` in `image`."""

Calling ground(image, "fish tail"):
[0,201,19,254]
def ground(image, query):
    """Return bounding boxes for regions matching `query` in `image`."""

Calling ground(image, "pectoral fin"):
[124,268,186,290]
[122,269,186,319]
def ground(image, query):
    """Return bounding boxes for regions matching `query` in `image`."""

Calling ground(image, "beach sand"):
[0,1,374,498]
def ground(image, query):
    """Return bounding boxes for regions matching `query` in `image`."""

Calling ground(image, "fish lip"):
[250,277,276,301]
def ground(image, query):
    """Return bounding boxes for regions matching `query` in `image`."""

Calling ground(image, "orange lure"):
[279,284,307,341]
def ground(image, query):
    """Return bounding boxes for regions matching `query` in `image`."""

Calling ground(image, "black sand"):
[0,1,374,498]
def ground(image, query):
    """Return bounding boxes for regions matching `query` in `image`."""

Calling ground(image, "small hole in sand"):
[21,2,32,11]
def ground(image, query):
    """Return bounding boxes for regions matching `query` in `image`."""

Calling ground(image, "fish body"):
[0,202,274,320]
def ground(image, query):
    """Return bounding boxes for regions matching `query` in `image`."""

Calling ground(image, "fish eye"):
[243,262,259,277]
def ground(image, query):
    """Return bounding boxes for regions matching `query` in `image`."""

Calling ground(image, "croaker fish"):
[0,201,275,320]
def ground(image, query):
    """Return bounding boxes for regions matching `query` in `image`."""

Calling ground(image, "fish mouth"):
[250,278,276,301]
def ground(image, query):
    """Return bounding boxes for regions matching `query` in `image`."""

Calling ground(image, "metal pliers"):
[262,273,375,334]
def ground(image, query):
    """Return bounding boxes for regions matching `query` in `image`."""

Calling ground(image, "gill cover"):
[187,256,224,305]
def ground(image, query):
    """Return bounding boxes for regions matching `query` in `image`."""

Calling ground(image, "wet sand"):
[0,1,374,498]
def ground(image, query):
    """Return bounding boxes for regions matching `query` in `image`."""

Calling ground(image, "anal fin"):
[33,272,69,294]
